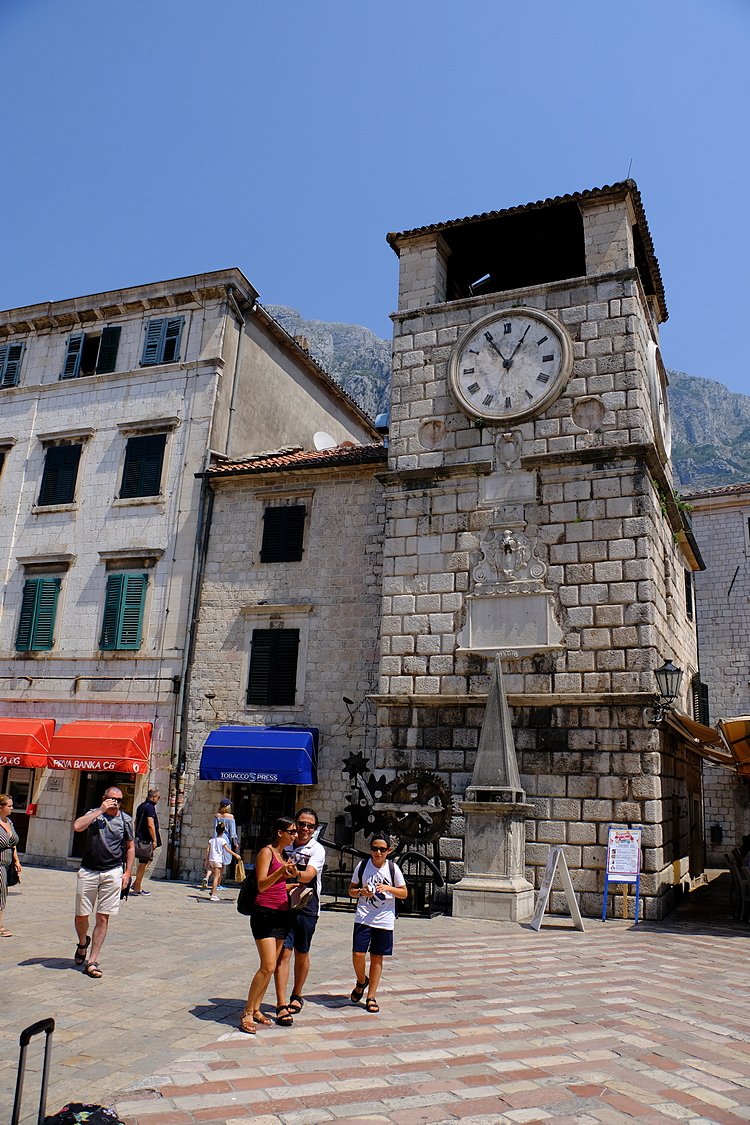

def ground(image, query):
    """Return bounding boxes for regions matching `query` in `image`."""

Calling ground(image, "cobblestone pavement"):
[1,868,748,1125]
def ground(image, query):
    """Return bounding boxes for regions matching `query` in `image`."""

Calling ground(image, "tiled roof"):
[683,480,750,500]
[205,442,387,478]
[386,179,666,321]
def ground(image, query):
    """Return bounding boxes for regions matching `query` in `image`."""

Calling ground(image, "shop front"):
[0,717,56,852]
[198,726,318,861]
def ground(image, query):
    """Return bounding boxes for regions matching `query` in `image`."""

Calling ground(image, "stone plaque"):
[459,592,563,654]
[480,470,536,505]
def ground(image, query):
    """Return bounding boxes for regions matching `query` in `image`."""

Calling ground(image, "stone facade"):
[377,183,702,918]
[178,450,386,877]
[684,482,750,863]
[0,270,377,868]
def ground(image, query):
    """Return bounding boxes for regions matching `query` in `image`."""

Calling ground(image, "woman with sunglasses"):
[348,832,408,1013]
[239,816,299,1034]
[0,793,22,937]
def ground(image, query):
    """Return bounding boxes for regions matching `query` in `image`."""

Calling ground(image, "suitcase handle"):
[19,1017,55,1049]
[12,1017,55,1125]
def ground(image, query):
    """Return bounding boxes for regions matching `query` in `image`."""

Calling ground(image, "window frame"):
[119,432,168,499]
[0,342,24,389]
[140,317,185,367]
[60,326,121,380]
[37,443,82,506]
[246,627,301,706]
[260,504,306,563]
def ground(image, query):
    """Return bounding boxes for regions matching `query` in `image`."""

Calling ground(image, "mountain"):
[668,371,750,491]
[267,305,749,492]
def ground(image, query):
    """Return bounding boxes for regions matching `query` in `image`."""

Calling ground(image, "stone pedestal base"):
[452,875,534,922]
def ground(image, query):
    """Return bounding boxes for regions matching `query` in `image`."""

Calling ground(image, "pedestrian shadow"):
[189,997,245,1026]
[302,992,351,1009]
[17,957,75,971]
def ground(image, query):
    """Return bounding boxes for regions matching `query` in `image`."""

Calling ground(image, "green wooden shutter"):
[118,574,148,649]
[120,433,166,498]
[16,577,61,651]
[141,319,166,366]
[96,325,121,374]
[247,630,274,704]
[260,505,306,562]
[61,332,85,380]
[272,629,300,704]
[162,317,184,363]
[100,574,124,649]
[38,444,82,505]
[0,343,24,388]
[100,573,148,650]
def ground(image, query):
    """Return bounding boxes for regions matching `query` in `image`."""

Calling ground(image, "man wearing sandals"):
[72,786,134,979]
[274,807,326,1018]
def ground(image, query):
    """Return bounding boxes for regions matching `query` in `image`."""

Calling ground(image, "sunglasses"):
[371,846,388,853]
[109,797,123,803]
[296,822,316,830]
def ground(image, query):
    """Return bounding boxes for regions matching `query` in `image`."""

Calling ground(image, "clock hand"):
[504,325,530,368]
[484,331,508,363]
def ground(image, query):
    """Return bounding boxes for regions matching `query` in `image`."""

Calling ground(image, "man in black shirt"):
[132,788,161,895]
[72,785,134,979]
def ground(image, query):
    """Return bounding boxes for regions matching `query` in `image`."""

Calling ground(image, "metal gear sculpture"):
[377,771,453,844]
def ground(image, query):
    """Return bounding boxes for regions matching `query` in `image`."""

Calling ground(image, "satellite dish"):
[313,431,337,451]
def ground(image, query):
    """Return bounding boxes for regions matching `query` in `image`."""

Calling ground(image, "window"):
[691,673,710,726]
[0,342,24,388]
[247,628,300,705]
[119,433,167,498]
[140,317,184,366]
[61,327,121,380]
[260,505,306,562]
[100,573,149,650]
[38,444,82,506]
[684,569,694,621]
[16,577,61,651]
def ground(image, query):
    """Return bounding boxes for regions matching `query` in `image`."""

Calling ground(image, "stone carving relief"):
[496,430,522,469]
[473,526,547,594]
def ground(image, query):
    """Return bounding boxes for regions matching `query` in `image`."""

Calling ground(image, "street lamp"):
[651,659,684,724]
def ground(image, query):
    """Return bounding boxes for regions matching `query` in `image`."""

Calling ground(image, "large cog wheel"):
[376,771,453,843]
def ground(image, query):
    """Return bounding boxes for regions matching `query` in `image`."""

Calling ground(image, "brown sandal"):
[238,1010,256,1035]
[253,1009,272,1025]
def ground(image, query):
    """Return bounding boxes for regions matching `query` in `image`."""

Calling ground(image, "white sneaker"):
[209,894,219,902]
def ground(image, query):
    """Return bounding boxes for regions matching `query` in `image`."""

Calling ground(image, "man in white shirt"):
[274,807,326,1016]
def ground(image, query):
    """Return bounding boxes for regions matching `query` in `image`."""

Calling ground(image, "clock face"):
[647,340,672,463]
[449,307,572,422]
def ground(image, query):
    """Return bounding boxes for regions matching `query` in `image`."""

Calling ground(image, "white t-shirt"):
[285,838,326,915]
[354,858,406,931]
[208,835,232,866]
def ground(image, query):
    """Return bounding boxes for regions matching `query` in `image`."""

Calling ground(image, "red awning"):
[0,717,56,769]
[48,721,152,774]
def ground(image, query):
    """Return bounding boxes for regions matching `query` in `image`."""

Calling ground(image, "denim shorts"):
[283,911,318,953]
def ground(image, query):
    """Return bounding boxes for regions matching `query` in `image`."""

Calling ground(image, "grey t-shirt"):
[80,810,134,871]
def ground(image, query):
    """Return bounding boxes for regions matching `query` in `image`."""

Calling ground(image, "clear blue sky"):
[2,0,748,395]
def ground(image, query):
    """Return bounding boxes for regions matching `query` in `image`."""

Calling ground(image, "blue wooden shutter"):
[141,319,166,366]
[0,343,24,388]
[38,444,81,505]
[61,332,85,380]
[162,317,184,363]
[100,574,124,649]
[118,574,148,649]
[16,577,60,651]
[96,325,121,374]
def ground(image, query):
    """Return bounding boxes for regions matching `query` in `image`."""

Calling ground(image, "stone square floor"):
[1,867,748,1124]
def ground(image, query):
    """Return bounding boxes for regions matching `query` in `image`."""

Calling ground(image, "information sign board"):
[602,825,643,923]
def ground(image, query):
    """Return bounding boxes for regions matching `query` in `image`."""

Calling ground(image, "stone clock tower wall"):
[377,183,702,919]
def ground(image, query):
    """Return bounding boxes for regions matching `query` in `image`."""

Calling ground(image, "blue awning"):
[199,725,318,785]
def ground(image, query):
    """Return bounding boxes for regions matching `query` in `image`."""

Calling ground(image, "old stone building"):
[375,181,704,918]
[176,443,386,877]
[684,481,750,863]
[0,270,376,869]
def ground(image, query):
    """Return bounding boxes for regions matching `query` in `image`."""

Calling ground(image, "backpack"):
[45,1106,125,1125]
[354,858,397,887]
[236,867,258,915]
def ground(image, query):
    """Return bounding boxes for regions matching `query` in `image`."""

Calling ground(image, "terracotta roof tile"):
[206,442,387,478]
[683,480,750,500]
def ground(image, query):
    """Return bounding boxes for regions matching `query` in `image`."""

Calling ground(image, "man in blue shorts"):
[274,807,325,1016]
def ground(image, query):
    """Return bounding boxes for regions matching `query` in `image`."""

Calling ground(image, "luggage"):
[11,1017,125,1125]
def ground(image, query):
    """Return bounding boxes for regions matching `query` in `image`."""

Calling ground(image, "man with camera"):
[72,786,134,979]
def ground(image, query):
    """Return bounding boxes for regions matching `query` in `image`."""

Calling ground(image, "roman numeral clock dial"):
[448,308,572,423]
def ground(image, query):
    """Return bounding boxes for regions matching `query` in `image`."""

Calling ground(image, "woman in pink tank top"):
[239,816,298,1035]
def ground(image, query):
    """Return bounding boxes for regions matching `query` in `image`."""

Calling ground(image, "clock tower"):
[376,182,703,920]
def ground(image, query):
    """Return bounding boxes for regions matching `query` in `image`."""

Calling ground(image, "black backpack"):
[236,867,258,915]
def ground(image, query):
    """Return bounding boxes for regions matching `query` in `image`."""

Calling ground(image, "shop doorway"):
[2,767,34,852]
[71,771,135,858]
[231,783,296,862]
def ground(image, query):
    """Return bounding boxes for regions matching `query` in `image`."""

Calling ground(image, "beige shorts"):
[75,866,122,917]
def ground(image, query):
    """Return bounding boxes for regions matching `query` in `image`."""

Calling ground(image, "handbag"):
[234,858,246,884]
[134,839,154,862]
[288,883,314,912]
[6,862,20,887]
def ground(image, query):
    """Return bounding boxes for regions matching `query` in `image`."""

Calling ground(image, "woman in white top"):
[205,823,240,902]
[348,832,407,1013]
